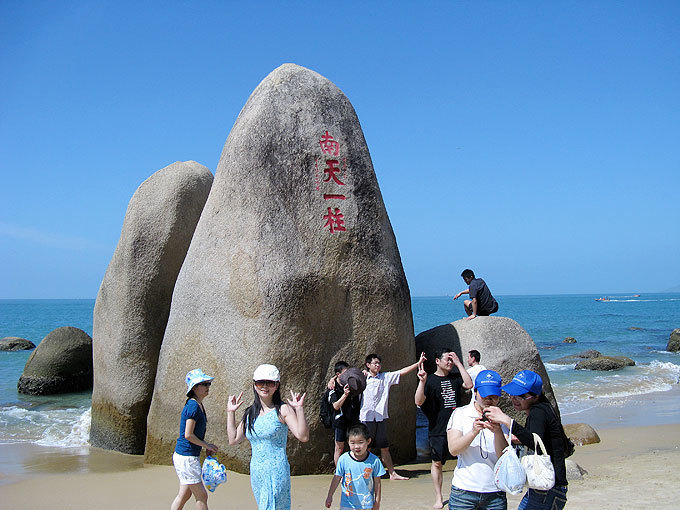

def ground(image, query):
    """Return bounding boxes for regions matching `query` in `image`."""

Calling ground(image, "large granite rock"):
[575,356,635,371]
[563,423,600,445]
[414,317,558,423]
[17,327,92,395]
[144,64,415,474]
[667,329,680,352]
[90,161,213,455]
[0,336,35,351]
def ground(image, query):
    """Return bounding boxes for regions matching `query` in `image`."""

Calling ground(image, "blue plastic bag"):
[202,455,227,492]
[493,421,526,495]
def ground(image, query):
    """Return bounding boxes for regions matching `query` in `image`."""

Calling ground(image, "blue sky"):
[1,1,678,298]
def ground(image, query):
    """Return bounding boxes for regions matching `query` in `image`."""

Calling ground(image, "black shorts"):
[334,426,348,442]
[363,420,389,449]
[428,434,451,464]
[478,302,499,316]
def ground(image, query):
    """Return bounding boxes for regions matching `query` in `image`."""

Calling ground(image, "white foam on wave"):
[36,407,91,447]
[552,360,680,406]
[544,363,575,371]
[0,405,91,446]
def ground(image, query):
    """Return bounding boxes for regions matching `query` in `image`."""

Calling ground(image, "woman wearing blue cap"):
[485,370,568,510]
[446,370,510,509]
[171,369,219,510]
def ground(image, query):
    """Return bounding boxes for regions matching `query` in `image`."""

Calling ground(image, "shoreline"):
[1,422,679,509]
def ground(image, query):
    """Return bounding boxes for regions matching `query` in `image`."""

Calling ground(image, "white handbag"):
[520,433,555,490]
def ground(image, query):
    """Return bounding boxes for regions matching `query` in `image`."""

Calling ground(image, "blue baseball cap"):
[475,370,502,397]
[502,370,543,396]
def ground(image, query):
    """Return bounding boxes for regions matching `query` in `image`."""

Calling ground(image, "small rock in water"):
[0,336,36,351]
[628,326,644,331]
[564,336,577,343]
[667,328,680,352]
[549,350,602,364]
[575,355,635,371]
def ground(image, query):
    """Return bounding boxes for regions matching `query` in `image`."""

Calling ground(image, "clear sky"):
[1,1,678,298]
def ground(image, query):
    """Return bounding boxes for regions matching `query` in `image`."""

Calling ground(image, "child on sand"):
[171,369,219,510]
[325,423,386,510]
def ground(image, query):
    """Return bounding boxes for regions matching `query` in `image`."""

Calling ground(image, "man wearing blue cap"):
[446,370,509,510]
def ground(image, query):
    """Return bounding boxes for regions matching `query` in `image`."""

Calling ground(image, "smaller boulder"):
[17,327,93,395]
[564,337,577,343]
[667,329,680,352]
[565,459,588,481]
[628,327,644,331]
[0,337,36,351]
[549,350,602,365]
[563,423,600,445]
[575,356,635,371]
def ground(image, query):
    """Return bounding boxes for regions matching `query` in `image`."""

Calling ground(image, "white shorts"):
[173,452,203,485]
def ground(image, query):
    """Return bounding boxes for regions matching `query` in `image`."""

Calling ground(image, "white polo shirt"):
[359,371,400,422]
[447,401,508,493]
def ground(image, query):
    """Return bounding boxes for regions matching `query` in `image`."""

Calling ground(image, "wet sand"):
[1,422,679,509]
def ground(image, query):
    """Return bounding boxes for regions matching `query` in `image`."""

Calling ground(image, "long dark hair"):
[241,385,283,434]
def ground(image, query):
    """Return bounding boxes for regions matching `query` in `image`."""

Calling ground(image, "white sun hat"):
[252,364,280,382]
[185,368,214,396]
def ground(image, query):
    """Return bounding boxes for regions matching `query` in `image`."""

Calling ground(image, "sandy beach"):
[0,421,678,510]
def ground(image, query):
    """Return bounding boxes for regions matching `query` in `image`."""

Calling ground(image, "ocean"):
[1,295,679,452]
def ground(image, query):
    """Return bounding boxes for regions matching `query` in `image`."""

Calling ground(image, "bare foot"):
[389,472,409,480]
[433,501,445,509]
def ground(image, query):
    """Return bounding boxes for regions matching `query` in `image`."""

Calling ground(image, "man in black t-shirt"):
[328,361,361,465]
[453,268,498,320]
[415,348,473,509]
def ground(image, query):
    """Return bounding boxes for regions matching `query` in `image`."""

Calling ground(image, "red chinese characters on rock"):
[316,131,348,233]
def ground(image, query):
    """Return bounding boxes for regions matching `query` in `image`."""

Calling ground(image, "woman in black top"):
[485,370,567,510]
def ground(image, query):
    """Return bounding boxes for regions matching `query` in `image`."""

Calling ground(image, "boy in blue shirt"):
[325,423,386,510]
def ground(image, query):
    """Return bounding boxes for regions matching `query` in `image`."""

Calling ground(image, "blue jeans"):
[517,486,568,510]
[450,485,507,510]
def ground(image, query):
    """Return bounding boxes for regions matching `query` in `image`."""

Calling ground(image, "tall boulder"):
[414,317,559,422]
[90,161,213,454]
[18,327,92,395]
[145,64,415,474]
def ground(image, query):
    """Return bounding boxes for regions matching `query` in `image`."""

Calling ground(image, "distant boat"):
[595,297,610,302]
[633,294,640,297]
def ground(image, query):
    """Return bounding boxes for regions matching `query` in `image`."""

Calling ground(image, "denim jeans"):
[517,486,568,510]
[450,485,507,510]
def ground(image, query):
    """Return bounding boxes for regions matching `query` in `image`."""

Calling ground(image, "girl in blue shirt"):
[172,369,219,510]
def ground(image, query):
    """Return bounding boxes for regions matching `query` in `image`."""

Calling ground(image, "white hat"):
[252,364,280,382]
[185,368,214,396]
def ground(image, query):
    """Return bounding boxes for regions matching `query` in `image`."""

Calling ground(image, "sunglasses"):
[197,382,212,387]
[510,393,533,400]
[254,380,277,388]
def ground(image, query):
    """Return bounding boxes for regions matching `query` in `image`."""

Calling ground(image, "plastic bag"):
[494,420,526,495]
[202,455,227,492]
[521,433,555,490]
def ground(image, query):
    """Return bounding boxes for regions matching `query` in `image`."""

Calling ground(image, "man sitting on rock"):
[453,269,498,320]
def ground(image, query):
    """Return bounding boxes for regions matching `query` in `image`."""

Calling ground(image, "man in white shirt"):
[466,350,486,390]
[361,351,426,480]
[446,370,509,510]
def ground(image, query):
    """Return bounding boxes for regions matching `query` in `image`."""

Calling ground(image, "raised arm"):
[450,352,473,389]
[226,392,246,445]
[414,361,427,406]
[283,391,309,442]
[399,352,427,377]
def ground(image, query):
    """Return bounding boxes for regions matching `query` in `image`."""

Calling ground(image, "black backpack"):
[319,388,334,429]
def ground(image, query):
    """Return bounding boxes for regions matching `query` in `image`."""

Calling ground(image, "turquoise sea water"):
[1,295,679,448]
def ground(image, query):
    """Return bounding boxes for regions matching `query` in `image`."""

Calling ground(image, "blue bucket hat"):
[186,368,214,396]
[475,370,502,397]
[502,370,543,396]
